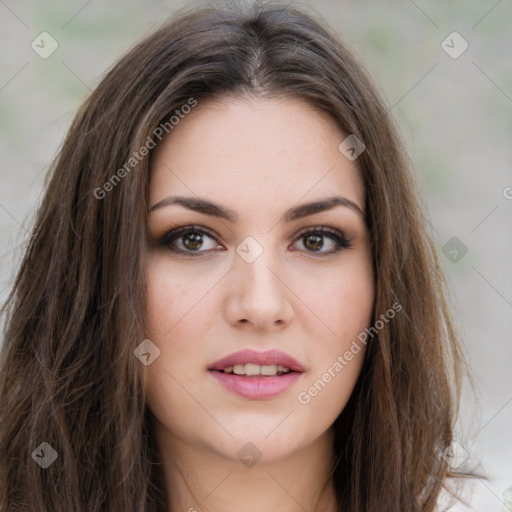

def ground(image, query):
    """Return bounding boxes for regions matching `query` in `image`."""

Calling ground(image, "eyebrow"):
[149,195,365,222]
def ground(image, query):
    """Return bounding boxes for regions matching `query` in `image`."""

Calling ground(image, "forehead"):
[150,95,365,213]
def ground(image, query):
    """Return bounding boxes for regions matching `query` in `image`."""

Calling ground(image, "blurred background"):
[0,1,511,510]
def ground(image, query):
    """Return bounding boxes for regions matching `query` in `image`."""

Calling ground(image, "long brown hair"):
[0,2,470,510]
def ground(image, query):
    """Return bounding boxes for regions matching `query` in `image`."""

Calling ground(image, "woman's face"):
[144,95,374,464]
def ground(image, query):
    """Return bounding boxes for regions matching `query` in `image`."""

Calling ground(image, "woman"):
[0,2,470,511]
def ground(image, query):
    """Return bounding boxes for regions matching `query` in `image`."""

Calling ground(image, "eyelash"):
[158,224,352,257]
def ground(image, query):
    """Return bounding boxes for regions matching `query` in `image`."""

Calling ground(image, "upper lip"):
[208,349,305,372]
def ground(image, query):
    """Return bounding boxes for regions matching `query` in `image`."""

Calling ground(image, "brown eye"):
[293,226,351,255]
[159,226,223,255]
[182,232,204,250]
[304,234,324,251]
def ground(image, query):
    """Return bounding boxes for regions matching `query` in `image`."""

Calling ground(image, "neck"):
[153,424,338,512]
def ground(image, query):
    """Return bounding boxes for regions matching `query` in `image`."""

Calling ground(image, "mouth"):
[217,363,293,377]
[207,349,304,399]
[208,348,304,374]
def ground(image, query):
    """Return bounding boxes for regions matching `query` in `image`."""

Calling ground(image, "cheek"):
[292,255,374,415]
[144,253,219,346]
[142,256,220,442]
[145,253,192,329]
[322,274,373,333]
[143,255,209,405]
[294,252,374,346]
[142,244,375,448]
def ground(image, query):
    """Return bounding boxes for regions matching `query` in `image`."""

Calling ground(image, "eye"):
[159,225,223,255]
[158,224,351,257]
[292,226,351,255]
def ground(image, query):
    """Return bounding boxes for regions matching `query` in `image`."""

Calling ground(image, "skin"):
[144,95,375,512]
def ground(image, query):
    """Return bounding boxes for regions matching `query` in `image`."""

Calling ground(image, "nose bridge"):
[226,234,293,328]
[236,234,282,296]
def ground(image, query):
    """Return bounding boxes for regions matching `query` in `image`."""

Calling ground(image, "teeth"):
[233,364,245,375]
[245,363,261,376]
[222,364,291,376]
[261,365,277,375]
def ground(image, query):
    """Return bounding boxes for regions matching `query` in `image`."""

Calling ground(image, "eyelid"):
[292,225,351,253]
[158,223,351,255]
[158,224,219,247]
[294,224,345,238]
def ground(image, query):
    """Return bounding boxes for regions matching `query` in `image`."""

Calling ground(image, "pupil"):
[305,234,323,251]
[183,233,203,250]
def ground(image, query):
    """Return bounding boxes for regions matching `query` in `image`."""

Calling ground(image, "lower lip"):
[209,371,303,399]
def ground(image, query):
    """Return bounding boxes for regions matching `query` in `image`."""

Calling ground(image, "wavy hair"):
[0,2,469,510]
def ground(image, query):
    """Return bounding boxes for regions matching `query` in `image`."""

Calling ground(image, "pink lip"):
[208,349,305,400]
[208,349,305,372]
[209,371,303,400]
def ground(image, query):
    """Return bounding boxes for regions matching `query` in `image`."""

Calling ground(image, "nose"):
[223,244,295,332]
